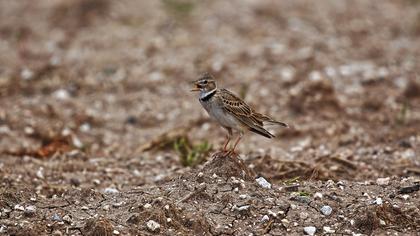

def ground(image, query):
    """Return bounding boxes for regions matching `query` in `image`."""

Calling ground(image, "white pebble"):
[323,226,335,233]
[104,188,119,194]
[146,220,160,232]
[374,197,383,205]
[314,192,323,199]
[144,203,152,209]
[24,205,36,214]
[53,89,70,100]
[303,226,316,235]
[320,205,332,216]
[14,204,25,211]
[376,177,390,186]
[261,215,269,222]
[256,177,271,189]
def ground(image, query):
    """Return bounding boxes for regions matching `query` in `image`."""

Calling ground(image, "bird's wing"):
[219,89,274,138]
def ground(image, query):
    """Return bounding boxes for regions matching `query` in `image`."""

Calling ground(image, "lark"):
[191,72,288,153]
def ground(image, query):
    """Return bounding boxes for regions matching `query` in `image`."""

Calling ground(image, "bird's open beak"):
[190,82,200,92]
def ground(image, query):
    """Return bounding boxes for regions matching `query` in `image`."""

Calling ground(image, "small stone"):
[144,203,152,209]
[79,123,91,132]
[299,212,309,220]
[36,167,44,179]
[323,226,335,233]
[314,192,323,199]
[376,177,390,186]
[24,126,34,135]
[401,149,415,159]
[51,213,62,221]
[53,89,70,100]
[102,205,110,211]
[104,188,119,194]
[232,205,250,212]
[320,205,332,216]
[401,194,409,200]
[167,218,172,223]
[303,226,316,235]
[146,220,160,232]
[256,177,271,189]
[374,197,383,205]
[14,204,25,211]
[21,68,34,80]
[380,219,386,226]
[24,205,36,216]
[63,215,71,223]
[113,230,120,235]
[261,215,269,222]
[239,194,248,199]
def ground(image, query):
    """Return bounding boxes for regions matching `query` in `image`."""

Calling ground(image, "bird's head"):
[191,72,217,93]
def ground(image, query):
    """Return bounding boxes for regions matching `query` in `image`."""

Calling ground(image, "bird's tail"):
[255,113,289,128]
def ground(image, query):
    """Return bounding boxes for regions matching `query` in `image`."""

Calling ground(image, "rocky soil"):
[1,0,420,235]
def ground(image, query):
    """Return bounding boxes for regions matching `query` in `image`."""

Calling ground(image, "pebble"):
[239,194,248,199]
[314,192,323,199]
[146,220,160,232]
[113,230,120,235]
[144,203,152,209]
[104,188,119,194]
[14,204,25,211]
[261,215,269,222]
[320,205,332,216]
[256,177,271,189]
[53,89,70,100]
[303,226,316,235]
[63,215,72,223]
[299,212,309,220]
[323,226,335,233]
[376,177,390,186]
[24,205,36,216]
[232,205,250,212]
[51,213,62,221]
[374,197,383,205]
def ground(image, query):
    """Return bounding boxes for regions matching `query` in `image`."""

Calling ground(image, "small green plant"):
[173,137,212,167]
[396,102,409,125]
[295,191,311,197]
[239,83,249,100]
[162,0,195,18]
[284,176,300,185]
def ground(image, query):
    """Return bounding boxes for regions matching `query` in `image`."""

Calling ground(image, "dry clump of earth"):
[1,0,420,235]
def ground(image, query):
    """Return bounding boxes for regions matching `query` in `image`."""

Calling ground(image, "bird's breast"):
[200,100,241,130]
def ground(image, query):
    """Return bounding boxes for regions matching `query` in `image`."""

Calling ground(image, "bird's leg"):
[223,128,232,152]
[229,132,243,155]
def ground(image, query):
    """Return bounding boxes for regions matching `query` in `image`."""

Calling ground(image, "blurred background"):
[0,0,419,188]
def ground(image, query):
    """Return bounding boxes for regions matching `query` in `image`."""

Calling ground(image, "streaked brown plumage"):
[191,72,288,153]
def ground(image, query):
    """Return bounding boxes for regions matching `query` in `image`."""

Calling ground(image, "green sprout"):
[397,102,409,125]
[161,0,195,18]
[173,137,212,167]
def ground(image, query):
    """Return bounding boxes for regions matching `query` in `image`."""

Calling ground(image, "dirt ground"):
[0,0,420,235]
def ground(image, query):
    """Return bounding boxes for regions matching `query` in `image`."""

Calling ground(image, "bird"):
[191,72,288,153]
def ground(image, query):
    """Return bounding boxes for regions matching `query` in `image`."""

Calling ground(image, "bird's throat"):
[199,89,217,102]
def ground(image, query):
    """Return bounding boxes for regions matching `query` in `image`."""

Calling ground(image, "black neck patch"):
[200,89,216,102]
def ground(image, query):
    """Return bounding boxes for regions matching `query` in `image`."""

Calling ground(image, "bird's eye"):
[202,80,208,84]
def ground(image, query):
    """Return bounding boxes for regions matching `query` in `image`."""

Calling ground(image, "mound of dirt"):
[1,152,419,235]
